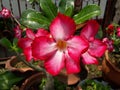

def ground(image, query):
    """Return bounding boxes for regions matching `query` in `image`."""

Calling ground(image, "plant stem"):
[11,13,21,26]
[15,52,55,90]
[16,52,46,73]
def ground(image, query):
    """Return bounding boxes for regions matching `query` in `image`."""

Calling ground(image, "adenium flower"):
[102,37,114,52]
[14,25,22,39]
[80,20,107,64]
[18,28,50,61]
[0,7,11,18]
[32,13,89,76]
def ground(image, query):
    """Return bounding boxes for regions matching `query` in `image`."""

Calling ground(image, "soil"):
[109,52,120,69]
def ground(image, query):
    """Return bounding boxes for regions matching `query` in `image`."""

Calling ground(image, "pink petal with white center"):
[65,51,81,74]
[32,36,57,60]
[23,47,33,62]
[18,38,33,49]
[50,13,76,41]
[35,28,49,37]
[67,36,89,62]
[82,52,98,64]
[88,39,107,57]
[44,50,65,76]
[26,28,35,40]
[80,20,99,39]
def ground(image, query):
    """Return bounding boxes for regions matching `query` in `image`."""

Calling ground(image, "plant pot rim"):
[104,50,120,72]
[20,72,45,90]
[5,55,33,72]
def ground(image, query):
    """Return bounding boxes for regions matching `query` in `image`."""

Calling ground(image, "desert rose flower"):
[0,7,11,18]
[80,20,107,64]
[18,28,50,61]
[14,25,22,39]
[31,13,89,76]
[102,37,114,52]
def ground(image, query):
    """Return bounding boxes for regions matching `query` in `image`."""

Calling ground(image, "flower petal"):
[88,39,107,57]
[18,38,33,49]
[67,36,89,62]
[80,20,99,39]
[82,52,98,64]
[35,28,50,37]
[44,51,65,76]
[50,13,76,40]
[65,51,81,74]
[26,28,35,40]
[23,47,33,62]
[32,36,57,60]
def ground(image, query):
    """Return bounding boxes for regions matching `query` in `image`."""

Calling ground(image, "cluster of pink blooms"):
[0,7,11,18]
[17,13,107,76]
[1,7,107,76]
[103,24,120,52]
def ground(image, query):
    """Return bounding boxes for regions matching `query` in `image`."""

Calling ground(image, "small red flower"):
[0,7,11,18]
[106,24,114,35]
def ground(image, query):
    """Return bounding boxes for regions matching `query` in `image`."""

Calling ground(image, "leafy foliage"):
[20,0,101,30]
[73,4,101,24]
[0,71,23,89]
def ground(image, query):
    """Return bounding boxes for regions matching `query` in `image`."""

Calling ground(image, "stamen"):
[56,40,67,51]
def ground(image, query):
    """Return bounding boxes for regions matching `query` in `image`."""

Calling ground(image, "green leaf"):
[0,37,12,49]
[64,0,74,16]
[20,9,50,30]
[58,0,66,13]
[58,0,74,16]
[73,4,101,24]
[0,71,23,89]
[12,38,22,53]
[40,0,57,21]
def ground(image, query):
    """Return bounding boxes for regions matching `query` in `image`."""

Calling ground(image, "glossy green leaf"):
[64,0,74,16]
[0,37,12,49]
[40,0,57,21]
[58,0,74,16]
[73,4,101,24]
[58,0,66,13]
[20,9,50,30]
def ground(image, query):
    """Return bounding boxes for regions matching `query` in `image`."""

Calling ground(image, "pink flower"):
[117,27,120,37]
[32,13,89,76]
[14,25,22,39]
[18,28,50,61]
[102,37,114,52]
[80,20,107,64]
[0,7,11,18]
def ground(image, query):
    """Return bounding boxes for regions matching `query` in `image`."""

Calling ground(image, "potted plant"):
[0,0,107,89]
[79,79,112,90]
[102,23,120,87]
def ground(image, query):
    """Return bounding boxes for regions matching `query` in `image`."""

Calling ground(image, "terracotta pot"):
[20,72,46,90]
[20,72,82,90]
[5,55,33,72]
[102,50,120,87]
